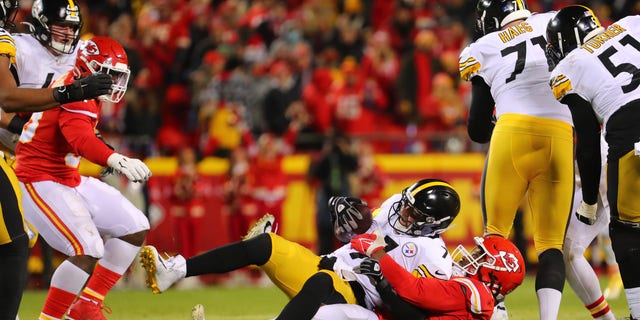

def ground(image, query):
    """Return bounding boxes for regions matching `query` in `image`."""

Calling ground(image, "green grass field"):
[18,275,630,319]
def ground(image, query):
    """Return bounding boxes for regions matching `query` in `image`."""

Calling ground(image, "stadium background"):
[13,1,636,317]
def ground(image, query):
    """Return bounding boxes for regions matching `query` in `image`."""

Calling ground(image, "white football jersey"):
[12,33,80,89]
[459,12,572,123]
[549,16,640,127]
[0,33,81,153]
[327,193,453,309]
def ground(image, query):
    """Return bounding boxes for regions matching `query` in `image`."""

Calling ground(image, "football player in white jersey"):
[140,179,461,319]
[0,0,112,152]
[547,5,640,319]
[459,1,574,319]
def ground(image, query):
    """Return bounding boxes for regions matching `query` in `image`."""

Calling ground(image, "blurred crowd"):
[9,0,635,158]
[21,0,640,288]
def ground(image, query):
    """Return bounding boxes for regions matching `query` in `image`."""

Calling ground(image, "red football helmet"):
[74,36,130,103]
[452,234,525,298]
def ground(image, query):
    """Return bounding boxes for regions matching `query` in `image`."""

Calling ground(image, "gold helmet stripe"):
[577,5,602,27]
[68,0,78,17]
[410,181,452,197]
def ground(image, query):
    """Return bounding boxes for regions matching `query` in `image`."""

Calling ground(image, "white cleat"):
[139,245,186,294]
[191,304,205,320]
[243,213,277,240]
[491,300,509,320]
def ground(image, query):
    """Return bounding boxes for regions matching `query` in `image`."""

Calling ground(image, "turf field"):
[18,275,629,319]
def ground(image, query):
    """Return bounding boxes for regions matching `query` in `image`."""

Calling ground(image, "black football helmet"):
[0,0,19,31]
[546,5,604,66]
[30,0,83,54]
[389,179,461,237]
[476,0,531,36]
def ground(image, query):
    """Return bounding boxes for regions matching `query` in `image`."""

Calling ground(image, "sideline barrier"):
[77,153,536,262]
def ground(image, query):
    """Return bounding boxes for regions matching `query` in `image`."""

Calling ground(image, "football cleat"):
[492,299,509,320]
[243,213,277,240]
[139,245,186,294]
[191,304,205,320]
[66,296,112,320]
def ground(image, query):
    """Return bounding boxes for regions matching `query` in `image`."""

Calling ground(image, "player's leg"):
[141,232,322,298]
[564,180,615,319]
[527,117,574,320]
[607,149,640,320]
[0,234,28,320]
[276,270,360,320]
[481,116,528,237]
[20,181,103,320]
[68,176,150,317]
[0,160,29,320]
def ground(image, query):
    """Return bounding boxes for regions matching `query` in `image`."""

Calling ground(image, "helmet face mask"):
[452,235,525,298]
[389,179,460,237]
[476,0,531,36]
[31,0,83,54]
[74,37,130,103]
[545,5,604,65]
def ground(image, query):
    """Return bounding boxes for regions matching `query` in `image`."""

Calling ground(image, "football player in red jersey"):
[336,233,525,320]
[14,37,151,320]
[0,1,112,319]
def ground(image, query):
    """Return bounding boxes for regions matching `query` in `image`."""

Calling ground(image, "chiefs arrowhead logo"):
[82,41,100,56]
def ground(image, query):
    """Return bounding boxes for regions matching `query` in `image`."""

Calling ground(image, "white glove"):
[107,153,152,183]
[576,200,597,225]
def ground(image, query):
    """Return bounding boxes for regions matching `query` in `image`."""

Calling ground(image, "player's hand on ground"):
[53,73,113,104]
[107,153,152,183]
[350,230,386,256]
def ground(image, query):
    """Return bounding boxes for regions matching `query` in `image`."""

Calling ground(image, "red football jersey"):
[379,254,495,320]
[15,72,114,187]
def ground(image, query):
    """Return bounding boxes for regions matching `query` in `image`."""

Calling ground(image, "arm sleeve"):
[467,76,495,143]
[379,254,465,312]
[562,94,601,205]
[58,111,114,166]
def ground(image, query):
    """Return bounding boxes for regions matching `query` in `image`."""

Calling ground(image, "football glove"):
[53,73,113,104]
[329,197,370,234]
[353,258,383,285]
[318,255,337,271]
[107,153,152,183]
[576,200,597,225]
[350,230,386,256]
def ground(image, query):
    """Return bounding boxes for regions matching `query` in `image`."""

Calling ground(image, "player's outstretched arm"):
[0,56,112,113]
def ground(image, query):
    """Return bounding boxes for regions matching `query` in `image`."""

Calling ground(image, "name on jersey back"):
[580,24,626,53]
[498,22,533,43]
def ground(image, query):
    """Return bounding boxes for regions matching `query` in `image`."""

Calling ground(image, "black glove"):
[318,255,337,271]
[329,197,371,242]
[353,258,383,285]
[53,73,113,104]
